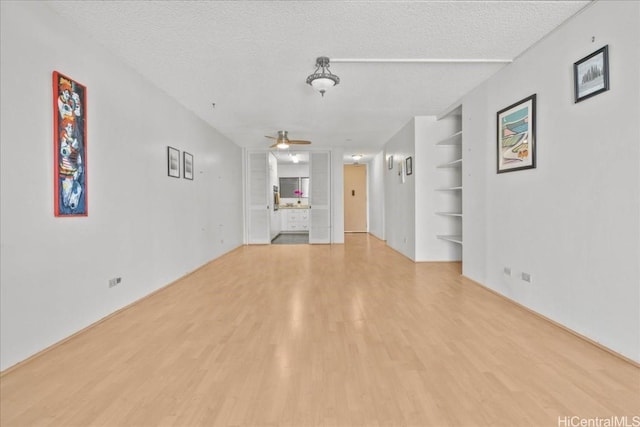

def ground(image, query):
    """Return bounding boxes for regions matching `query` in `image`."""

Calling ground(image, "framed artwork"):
[497,94,536,174]
[168,146,180,178]
[183,152,194,180]
[406,156,413,175]
[388,155,394,170]
[53,71,88,217]
[574,45,609,103]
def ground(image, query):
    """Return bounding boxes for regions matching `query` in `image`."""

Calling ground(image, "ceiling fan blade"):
[269,142,280,148]
[288,140,312,144]
[265,135,278,140]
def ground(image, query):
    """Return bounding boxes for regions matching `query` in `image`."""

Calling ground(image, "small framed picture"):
[497,94,536,174]
[405,156,413,175]
[574,45,609,103]
[168,146,180,178]
[183,151,194,180]
[388,155,394,170]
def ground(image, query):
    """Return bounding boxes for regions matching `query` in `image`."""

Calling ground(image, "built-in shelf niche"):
[435,105,463,248]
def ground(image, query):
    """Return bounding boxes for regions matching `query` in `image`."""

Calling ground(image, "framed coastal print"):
[497,94,536,174]
[574,45,609,103]
[183,152,194,180]
[168,146,180,178]
[53,71,88,217]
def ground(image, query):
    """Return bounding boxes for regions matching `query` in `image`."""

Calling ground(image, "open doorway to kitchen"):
[271,151,310,245]
[248,150,331,245]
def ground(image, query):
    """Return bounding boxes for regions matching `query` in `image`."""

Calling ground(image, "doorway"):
[272,155,310,245]
[344,164,367,232]
[246,150,331,245]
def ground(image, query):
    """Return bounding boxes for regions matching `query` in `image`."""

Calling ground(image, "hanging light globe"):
[306,56,340,97]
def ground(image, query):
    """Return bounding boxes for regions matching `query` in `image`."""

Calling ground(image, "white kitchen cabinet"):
[280,208,309,232]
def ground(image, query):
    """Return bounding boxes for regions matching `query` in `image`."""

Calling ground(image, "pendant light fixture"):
[306,56,340,97]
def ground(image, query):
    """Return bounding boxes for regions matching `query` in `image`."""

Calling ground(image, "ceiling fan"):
[265,130,312,149]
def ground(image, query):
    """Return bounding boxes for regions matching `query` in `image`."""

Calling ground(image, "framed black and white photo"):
[574,45,609,103]
[183,151,193,180]
[167,146,180,178]
[406,156,413,175]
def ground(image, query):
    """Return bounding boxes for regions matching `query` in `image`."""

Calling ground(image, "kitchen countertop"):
[278,205,309,209]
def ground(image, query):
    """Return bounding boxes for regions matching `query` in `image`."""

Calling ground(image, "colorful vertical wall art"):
[53,71,87,216]
[497,94,537,173]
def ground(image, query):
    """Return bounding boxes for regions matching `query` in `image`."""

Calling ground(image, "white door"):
[247,151,271,244]
[309,151,331,244]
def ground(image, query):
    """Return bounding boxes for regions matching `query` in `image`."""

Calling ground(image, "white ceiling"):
[45,1,591,163]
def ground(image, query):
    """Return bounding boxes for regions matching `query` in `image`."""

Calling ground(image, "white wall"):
[462,0,640,362]
[368,152,385,240]
[384,120,416,260]
[278,163,310,178]
[0,2,244,371]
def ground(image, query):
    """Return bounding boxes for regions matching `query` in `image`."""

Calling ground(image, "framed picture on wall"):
[183,151,194,180]
[53,71,88,217]
[497,94,536,174]
[406,156,413,175]
[574,45,609,103]
[168,146,180,178]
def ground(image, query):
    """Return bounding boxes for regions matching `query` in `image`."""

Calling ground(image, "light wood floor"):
[1,234,638,426]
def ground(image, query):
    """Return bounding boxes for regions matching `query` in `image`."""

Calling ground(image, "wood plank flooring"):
[1,234,639,426]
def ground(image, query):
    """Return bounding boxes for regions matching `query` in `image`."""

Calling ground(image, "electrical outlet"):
[108,277,122,288]
[503,267,511,276]
[521,272,532,283]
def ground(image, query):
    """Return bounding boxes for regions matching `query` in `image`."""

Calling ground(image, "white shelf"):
[436,130,462,146]
[435,104,463,254]
[436,212,463,217]
[437,235,463,245]
[436,158,462,168]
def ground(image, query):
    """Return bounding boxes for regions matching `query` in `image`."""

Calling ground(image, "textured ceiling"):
[45,1,591,163]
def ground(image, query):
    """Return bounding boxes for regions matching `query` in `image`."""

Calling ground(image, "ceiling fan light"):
[277,141,289,149]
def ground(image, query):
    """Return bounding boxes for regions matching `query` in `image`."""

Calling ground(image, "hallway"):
[1,234,638,426]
